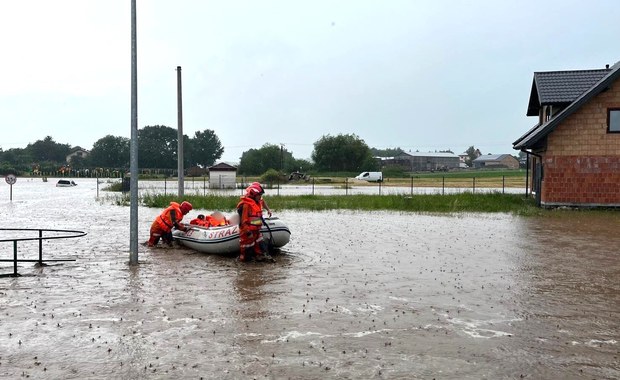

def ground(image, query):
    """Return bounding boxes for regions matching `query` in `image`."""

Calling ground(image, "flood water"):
[1,178,619,379]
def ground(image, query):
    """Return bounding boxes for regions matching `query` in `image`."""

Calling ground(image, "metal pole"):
[502,176,505,194]
[177,66,184,197]
[38,229,43,265]
[278,144,283,196]
[13,241,18,276]
[345,177,348,196]
[525,154,530,198]
[442,176,445,195]
[473,177,476,193]
[129,0,139,265]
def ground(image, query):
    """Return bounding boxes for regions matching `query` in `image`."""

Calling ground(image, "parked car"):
[56,180,77,187]
[355,171,383,182]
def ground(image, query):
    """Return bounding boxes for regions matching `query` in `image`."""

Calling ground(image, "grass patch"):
[141,192,541,215]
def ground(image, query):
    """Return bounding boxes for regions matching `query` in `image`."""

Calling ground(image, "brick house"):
[513,61,620,207]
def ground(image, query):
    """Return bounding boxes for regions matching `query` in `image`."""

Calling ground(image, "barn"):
[472,154,519,169]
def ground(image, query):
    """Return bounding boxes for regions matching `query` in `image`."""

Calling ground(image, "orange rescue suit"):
[148,202,185,247]
[236,196,264,260]
[156,202,184,232]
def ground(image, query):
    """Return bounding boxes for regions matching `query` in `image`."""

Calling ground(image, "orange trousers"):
[238,227,264,261]
[148,220,173,247]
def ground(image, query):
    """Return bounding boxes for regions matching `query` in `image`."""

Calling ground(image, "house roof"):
[515,61,620,150]
[473,154,514,162]
[396,151,459,158]
[208,162,237,171]
[526,68,611,116]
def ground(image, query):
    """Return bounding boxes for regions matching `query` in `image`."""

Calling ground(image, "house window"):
[609,108,620,133]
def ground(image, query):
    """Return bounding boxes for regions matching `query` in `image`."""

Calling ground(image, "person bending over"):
[148,201,192,247]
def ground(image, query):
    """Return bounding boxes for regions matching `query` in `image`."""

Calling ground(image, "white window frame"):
[608,108,620,133]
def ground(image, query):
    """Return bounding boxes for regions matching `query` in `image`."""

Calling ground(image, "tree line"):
[0,128,384,176]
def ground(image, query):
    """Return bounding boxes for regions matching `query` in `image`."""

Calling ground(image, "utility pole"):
[278,144,284,196]
[129,0,139,265]
[177,66,184,196]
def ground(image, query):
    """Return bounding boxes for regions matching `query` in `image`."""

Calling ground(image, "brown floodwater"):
[1,178,619,379]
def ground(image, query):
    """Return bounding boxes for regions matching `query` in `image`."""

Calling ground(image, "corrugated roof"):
[397,152,459,158]
[527,68,611,116]
[515,61,620,150]
[473,154,511,162]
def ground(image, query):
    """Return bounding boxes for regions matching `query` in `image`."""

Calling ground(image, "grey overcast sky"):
[1,0,618,163]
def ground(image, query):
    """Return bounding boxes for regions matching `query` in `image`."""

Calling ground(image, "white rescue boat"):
[173,217,291,255]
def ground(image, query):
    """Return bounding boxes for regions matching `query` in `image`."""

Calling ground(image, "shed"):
[208,162,237,189]
[472,154,519,169]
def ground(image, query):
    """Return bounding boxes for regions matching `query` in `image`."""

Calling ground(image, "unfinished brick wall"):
[541,80,620,206]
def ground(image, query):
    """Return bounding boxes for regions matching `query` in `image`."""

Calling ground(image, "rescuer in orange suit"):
[236,184,272,262]
[148,201,193,247]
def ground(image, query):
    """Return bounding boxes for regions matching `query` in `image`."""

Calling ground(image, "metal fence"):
[107,175,527,197]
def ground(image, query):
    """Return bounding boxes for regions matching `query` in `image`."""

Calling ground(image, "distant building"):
[208,162,237,189]
[472,154,519,169]
[66,147,89,163]
[513,61,620,207]
[383,151,460,171]
[458,149,481,168]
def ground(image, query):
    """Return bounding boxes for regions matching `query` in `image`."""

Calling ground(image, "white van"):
[355,171,383,182]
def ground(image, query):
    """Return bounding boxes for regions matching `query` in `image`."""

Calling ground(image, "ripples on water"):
[0,178,618,379]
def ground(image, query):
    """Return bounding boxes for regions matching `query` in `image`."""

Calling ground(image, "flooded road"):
[1,178,619,379]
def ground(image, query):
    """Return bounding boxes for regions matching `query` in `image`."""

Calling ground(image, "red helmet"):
[245,184,262,197]
[251,182,265,194]
[180,201,193,213]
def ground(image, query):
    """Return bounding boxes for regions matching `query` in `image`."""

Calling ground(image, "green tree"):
[464,146,481,167]
[68,154,88,169]
[370,147,404,157]
[260,168,284,186]
[89,135,130,168]
[189,129,224,168]
[138,125,179,169]
[27,136,71,163]
[291,158,313,173]
[238,144,296,175]
[311,134,377,172]
[0,148,32,166]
